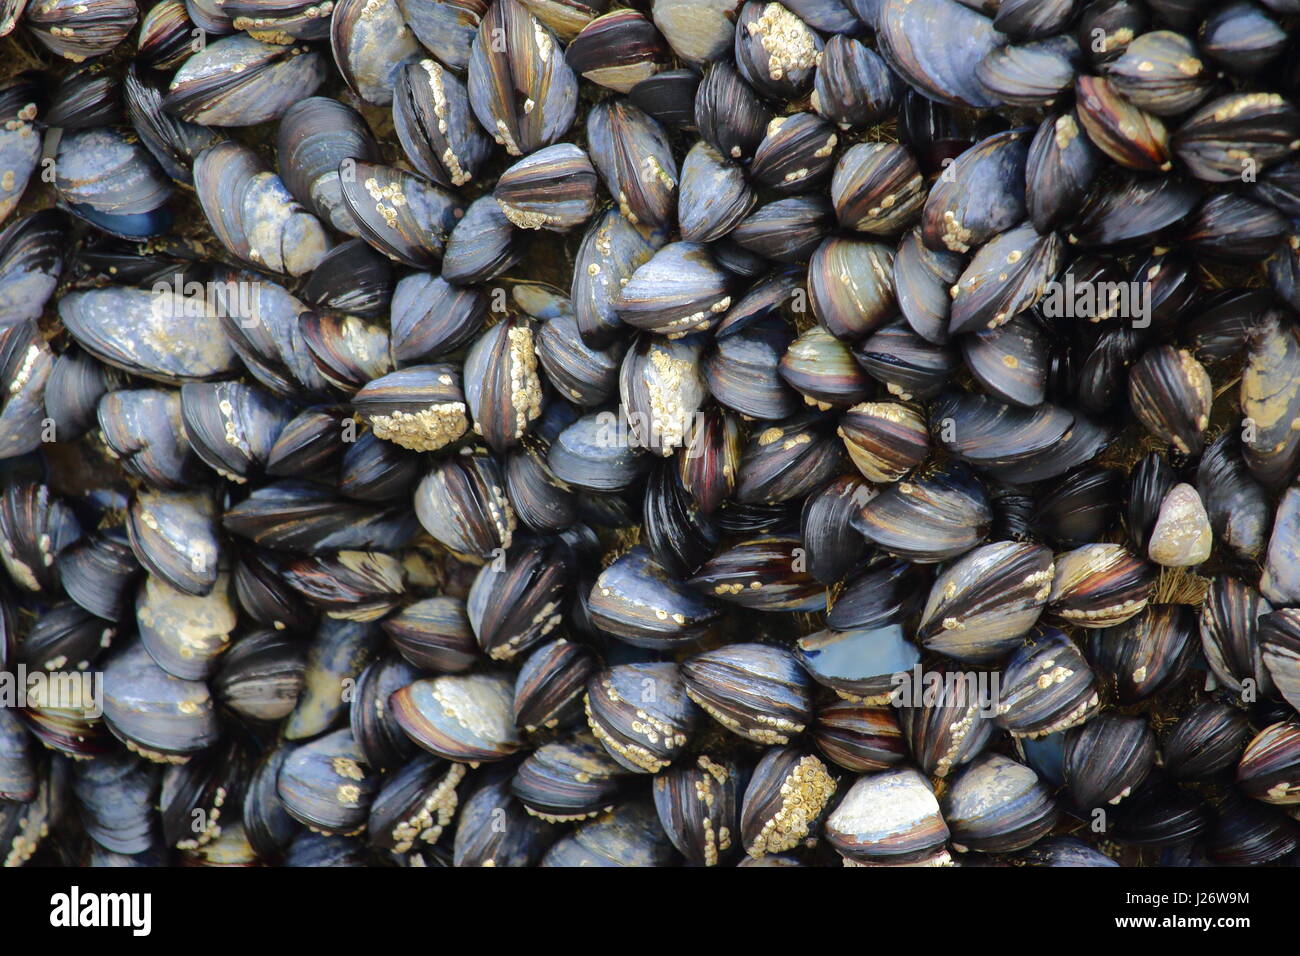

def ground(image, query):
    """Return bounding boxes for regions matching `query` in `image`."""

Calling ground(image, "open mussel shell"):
[942,752,1058,854]
[212,630,305,724]
[917,541,1053,664]
[682,643,812,745]
[1047,543,1156,628]
[853,462,990,563]
[1063,713,1155,811]
[0,209,67,327]
[1201,575,1273,699]
[796,625,920,704]
[454,771,553,867]
[382,597,477,675]
[813,34,897,129]
[165,34,325,126]
[584,662,698,773]
[194,142,331,276]
[514,637,594,732]
[1236,721,1300,805]
[1088,604,1198,703]
[392,673,523,763]
[1173,92,1300,184]
[58,529,140,622]
[739,747,835,859]
[1162,700,1251,780]
[513,732,628,822]
[277,728,377,835]
[281,550,405,622]
[825,766,951,866]
[368,753,466,853]
[54,127,172,240]
[102,639,220,763]
[468,0,578,157]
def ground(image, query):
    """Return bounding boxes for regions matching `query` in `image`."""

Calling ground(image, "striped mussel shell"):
[1125,452,1176,554]
[212,630,305,724]
[829,142,925,236]
[853,461,991,564]
[382,596,478,674]
[1063,713,1155,809]
[467,0,578,157]
[136,0,195,70]
[735,413,845,505]
[827,557,929,631]
[677,406,741,516]
[733,1,823,100]
[807,235,896,340]
[0,209,67,328]
[812,34,898,129]
[1025,110,1102,234]
[135,570,236,680]
[1031,466,1121,550]
[752,113,839,195]
[876,0,999,110]
[276,97,380,236]
[1263,487,1300,607]
[507,430,579,533]
[1236,721,1300,805]
[0,75,40,225]
[442,195,524,285]
[705,323,799,421]
[854,320,958,401]
[277,728,376,835]
[1181,193,1287,263]
[1199,1,1286,76]
[694,59,771,162]
[976,36,1079,107]
[233,549,313,634]
[351,658,421,770]
[223,480,417,556]
[547,409,650,492]
[584,662,698,773]
[838,401,928,484]
[677,140,754,243]
[653,753,742,866]
[894,227,962,344]
[351,364,468,452]
[368,752,467,853]
[102,638,220,763]
[682,643,814,744]
[59,527,140,622]
[0,481,79,594]
[514,637,594,732]
[495,143,598,232]
[338,162,464,269]
[993,0,1073,38]
[933,391,1075,469]
[689,535,824,611]
[180,381,292,483]
[71,753,161,854]
[1161,700,1251,780]
[1088,603,1199,703]
[916,541,1054,664]
[731,194,834,263]
[942,752,1059,854]
[961,314,1050,408]
[217,275,327,399]
[645,460,718,578]
[566,8,667,93]
[949,224,1062,335]
[512,731,627,821]
[463,317,543,452]
[799,475,868,584]
[995,628,1101,738]
[54,126,173,240]
[1075,75,1171,172]
[165,34,326,125]
[571,208,664,347]
[224,0,335,40]
[20,601,115,673]
[1104,30,1212,116]
[615,241,732,336]
[739,747,836,859]
[392,59,491,190]
[1200,575,1274,699]
[588,98,677,231]
[824,766,951,866]
[1067,170,1200,249]
[281,550,405,622]
[468,537,571,662]
[26,0,139,60]
[796,625,921,704]
[590,545,721,648]
[897,669,995,777]
[338,430,421,502]
[193,142,331,276]
[1172,92,1300,184]
[0,705,37,802]
[392,673,523,763]
[414,454,515,559]
[390,276,487,366]
[1046,543,1156,628]
[454,771,553,867]
[1206,794,1298,866]
[921,129,1028,254]
[1262,608,1300,714]
[813,700,907,773]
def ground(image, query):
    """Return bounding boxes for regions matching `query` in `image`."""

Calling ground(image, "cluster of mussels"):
[5,0,1300,869]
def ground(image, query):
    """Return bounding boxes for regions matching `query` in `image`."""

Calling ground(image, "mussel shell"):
[102,639,220,762]
[1046,543,1156,629]
[942,752,1058,853]
[796,625,921,703]
[853,462,991,563]
[824,766,950,866]
[212,630,305,724]
[1162,700,1251,780]
[1062,713,1155,809]
[514,637,594,732]
[739,747,836,858]
[277,728,377,835]
[682,643,813,745]
[392,673,523,763]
